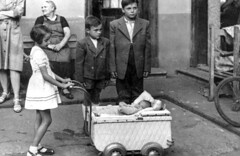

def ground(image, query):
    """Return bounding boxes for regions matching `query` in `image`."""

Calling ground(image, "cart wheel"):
[103,143,126,156]
[215,76,240,127]
[141,142,163,156]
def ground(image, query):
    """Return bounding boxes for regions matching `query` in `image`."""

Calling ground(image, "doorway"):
[191,0,208,67]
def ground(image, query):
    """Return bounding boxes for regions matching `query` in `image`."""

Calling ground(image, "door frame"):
[139,0,159,67]
[190,0,208,67]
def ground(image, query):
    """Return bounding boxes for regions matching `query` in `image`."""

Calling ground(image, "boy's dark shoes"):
[82,82,87,87]
[38,147,55,155]
[111,72,118,78]
[143,71,149,78]
[103,80,110,88]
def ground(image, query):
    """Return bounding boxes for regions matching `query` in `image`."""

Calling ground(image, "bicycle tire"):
[215,76,240,127]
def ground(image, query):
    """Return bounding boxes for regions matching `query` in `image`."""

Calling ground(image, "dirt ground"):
[164,100,240,156]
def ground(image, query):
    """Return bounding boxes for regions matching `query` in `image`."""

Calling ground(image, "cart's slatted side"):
[91,115,172,151]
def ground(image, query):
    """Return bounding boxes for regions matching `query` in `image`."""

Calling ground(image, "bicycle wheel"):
[215,76,240,127]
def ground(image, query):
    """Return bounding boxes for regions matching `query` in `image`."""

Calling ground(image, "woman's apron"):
[43,15,70,62]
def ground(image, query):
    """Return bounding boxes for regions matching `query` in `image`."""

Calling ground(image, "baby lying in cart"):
[93,91,166,116]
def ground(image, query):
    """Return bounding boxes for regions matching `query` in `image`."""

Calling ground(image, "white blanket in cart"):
[93,91,165,116]
[92,105,169,118]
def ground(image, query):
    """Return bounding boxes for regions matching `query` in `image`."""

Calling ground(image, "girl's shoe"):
[13,98,22,113]
[27,150,42,156]
[0,92,10,104]
[38,147,55,155]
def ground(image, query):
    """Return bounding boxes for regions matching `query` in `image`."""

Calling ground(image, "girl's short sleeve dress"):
[25,46,61,110]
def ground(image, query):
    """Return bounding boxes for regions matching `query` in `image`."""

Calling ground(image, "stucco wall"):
[25,0,85,18]
[158,0,191,75]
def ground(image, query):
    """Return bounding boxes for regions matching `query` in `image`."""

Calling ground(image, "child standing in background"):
[75,15,110,105]
[25,24,73,156]
[109,0,151,104]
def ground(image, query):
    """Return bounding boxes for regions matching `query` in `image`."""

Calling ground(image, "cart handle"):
[69,80,93,136]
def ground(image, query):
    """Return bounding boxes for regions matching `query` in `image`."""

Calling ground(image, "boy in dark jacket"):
[75,15,110,104]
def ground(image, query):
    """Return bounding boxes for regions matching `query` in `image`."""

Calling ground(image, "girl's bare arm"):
[39,66,70,89]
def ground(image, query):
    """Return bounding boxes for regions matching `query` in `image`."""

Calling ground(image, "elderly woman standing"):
[34,0,73,99]
[0,0,25,113]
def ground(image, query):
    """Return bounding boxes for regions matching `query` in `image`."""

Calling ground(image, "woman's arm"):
[52,26,71,51]
[53,16,71,51]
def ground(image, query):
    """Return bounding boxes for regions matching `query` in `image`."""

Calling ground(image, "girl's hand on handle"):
[62,82,74,89]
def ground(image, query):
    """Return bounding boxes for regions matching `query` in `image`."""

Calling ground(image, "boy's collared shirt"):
[124,17,135,43]
[90,37,98,48]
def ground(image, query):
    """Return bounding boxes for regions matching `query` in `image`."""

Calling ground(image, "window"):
[103,0,122,8]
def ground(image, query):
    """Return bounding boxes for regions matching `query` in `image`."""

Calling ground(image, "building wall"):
[158,0,191,75]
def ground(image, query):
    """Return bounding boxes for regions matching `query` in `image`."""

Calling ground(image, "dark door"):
[138,0,159,67]
[191,0,208,67]
[86,0,159,67]
[85,0,122,38]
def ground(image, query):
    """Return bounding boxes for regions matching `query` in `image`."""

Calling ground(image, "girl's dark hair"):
[121,0,139,8]
[85,15,101,29]
[30,24,51,44]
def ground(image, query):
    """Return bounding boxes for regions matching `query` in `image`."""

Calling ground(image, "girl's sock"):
[29,146,38,154]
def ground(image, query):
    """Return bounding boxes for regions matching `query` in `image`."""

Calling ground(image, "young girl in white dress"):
[25,24,73,156]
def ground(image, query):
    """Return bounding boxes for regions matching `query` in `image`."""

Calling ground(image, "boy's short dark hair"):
[85,15,102,30]
[30,24,51,44]
[121,0,139,8]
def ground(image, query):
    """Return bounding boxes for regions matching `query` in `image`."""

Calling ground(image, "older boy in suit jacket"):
[109,0,151,104]
[75,16,110,104]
